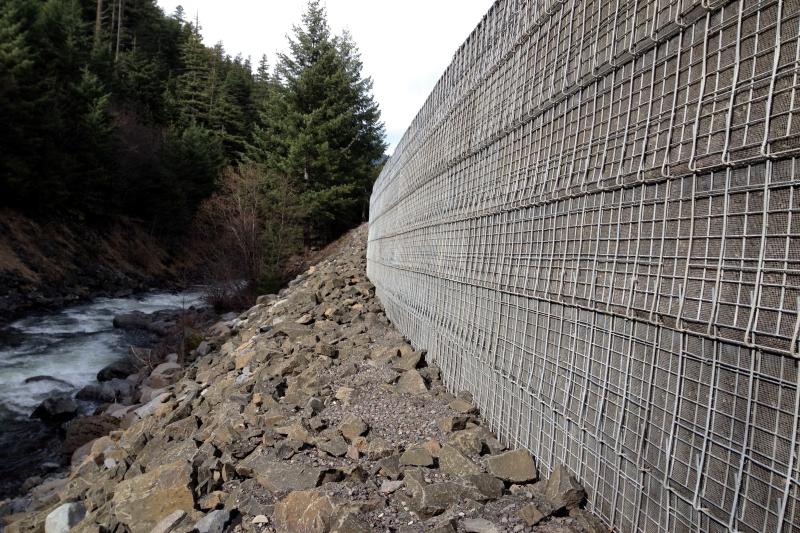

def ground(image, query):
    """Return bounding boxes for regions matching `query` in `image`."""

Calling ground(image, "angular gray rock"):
[379,480,404,494]
[32,394,78,423]
[111,460,195,533]
[252,462,323,492]
[150,510,187,533]
[437,415,468,433]
[438,444,481,475]
[462,517,500,533]
[486,449,538,483]
[318,434,349,457]
[459,474,504,500]
[396,369,427,395]
[45,502,86,533]
[338,414,368,442]
[400,446,434,467]
[448,398,477,414]
[144,362,183,389]
[546,464,586,509]
[517,503,547,526]
[412,482,466,518]
[193,509,230,533]
[273,489,334,532]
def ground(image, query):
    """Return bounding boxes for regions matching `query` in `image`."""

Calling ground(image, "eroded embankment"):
[1,225,605,533]
[0,210,185,324]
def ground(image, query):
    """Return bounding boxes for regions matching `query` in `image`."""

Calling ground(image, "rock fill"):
[1,225,604,533]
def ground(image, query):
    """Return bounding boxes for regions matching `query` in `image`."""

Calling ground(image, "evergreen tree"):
[248,77,291,173]
[114,49,164,120]
[210,56,253,158]
[174,24,210,127]
[249,0,386,239]
[251,54,272,107]
[70,67,115,212]
[157,124,224,227]
[0,0,37,200]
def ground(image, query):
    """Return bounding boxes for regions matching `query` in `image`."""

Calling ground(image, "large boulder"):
[112,460,195,533]
[459,474,504,500]
[31,394,78,423]
[400,446,434,467]
[75,383,115,403]
[285,289,319,314]
[132,391,171,419]
[407,481,466,518]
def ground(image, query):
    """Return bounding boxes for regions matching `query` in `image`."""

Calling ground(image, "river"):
[0,289,206,497]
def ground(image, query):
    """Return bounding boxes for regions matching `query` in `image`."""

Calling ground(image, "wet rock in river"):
[31,394,78,423]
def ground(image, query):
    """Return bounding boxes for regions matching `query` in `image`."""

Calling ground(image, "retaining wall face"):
[366,0,800,531]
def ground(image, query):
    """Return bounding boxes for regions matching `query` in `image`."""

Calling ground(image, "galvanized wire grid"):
[367,0,800,531]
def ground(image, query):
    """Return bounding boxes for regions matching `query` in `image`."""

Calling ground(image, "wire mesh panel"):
[367,0,800,531]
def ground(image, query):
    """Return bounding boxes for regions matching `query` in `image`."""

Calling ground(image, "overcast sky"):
[155,0,494,153]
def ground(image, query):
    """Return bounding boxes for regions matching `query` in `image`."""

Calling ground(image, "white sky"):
[155,0,494,153]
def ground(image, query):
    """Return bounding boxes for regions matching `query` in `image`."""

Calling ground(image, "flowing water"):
[0,289,205,496]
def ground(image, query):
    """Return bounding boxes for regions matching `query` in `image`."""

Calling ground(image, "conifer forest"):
[0,0,387,291]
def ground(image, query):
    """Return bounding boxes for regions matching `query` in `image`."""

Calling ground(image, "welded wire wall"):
[366,0,800,531]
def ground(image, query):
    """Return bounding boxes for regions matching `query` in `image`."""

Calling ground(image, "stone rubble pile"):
[2,225,606,533]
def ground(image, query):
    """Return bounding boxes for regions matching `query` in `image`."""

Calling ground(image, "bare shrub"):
[192,164,305,310]
[129,346,159,371]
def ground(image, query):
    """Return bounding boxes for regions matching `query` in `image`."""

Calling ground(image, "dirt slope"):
[0,210,184,323]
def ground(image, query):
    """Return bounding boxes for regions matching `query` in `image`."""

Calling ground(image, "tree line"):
[0,0,386,283]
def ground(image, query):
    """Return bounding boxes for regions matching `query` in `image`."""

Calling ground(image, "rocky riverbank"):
[0,297,217,500]
[1,225,606,533]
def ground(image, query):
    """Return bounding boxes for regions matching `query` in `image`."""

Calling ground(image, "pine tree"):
[335,30,387,219]
[247,78,291,174]
[0,0,37,202]
[252,54,271,102]
[114,50,164,120]
[70,67,115,212]
[210,57,253,158]
[174,24,210,127]
[0,1,33,117]
[161,123,224,225]
[249,0,386,238]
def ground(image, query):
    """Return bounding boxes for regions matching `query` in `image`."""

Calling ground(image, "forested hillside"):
[0,0,386,297]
